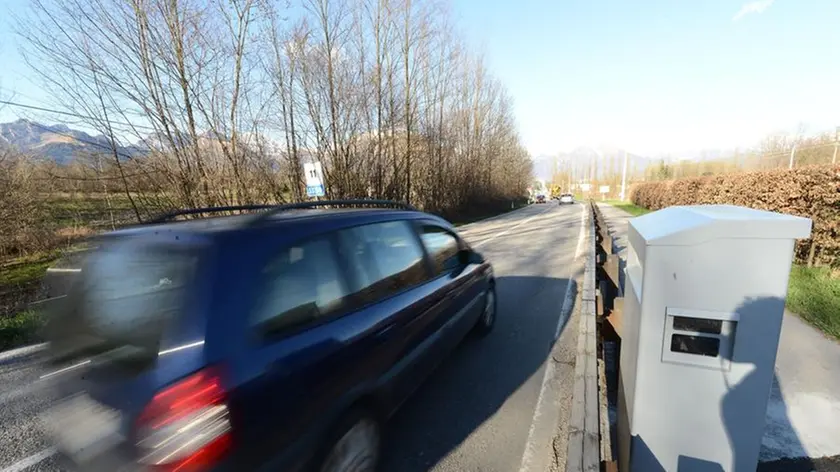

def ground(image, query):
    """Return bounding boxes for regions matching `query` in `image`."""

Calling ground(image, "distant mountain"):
[532,148,663,182]
[530,155,555,181]
[0,119,142,164]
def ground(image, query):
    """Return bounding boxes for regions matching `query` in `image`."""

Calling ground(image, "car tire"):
[474,285,496,336]
[317,410,381,472]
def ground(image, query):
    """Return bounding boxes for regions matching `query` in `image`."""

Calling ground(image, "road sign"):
[580,183,591,192]
[599,185,610,194]
[304,162,324,186]
[303,162,325,198]
[306,184,325,197]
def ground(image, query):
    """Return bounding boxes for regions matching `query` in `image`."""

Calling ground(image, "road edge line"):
[473,204,555,248]
[0,343,48,362]
[0,448,56,472]
[518,202,587,472]
[565,203,600,472]
[457,203,533,230]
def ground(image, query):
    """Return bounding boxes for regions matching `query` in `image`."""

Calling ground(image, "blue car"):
[41,200,496,472]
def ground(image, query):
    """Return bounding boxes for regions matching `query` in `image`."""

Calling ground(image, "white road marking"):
[473,204,555,248]
[519,201,586,472]
[574,203,586,260]
[0,448,56,472]
[45,268,81,273]
[0,343,47,362]
[39,359,90,380]
[555,279,576,341]
[458,204,533,231]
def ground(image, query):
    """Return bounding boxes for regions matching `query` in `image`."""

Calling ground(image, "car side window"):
[419,226,461,275]
[252,236,350,336]
[337,220,429,303]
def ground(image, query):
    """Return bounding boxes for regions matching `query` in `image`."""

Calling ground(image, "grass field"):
[602,200,840,340]
[0,311,43,352]
[0,253,59,286]
[787,265,840,340]
[602,199,651,217]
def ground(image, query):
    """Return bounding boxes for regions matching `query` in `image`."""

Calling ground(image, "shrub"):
[630,165,840,267]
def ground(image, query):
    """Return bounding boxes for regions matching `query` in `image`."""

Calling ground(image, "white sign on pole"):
[599,185,610,194]
[303,162,325,198]
[580,183,591,192]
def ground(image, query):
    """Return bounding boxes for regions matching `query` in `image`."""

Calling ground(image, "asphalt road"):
[0,202,585,472]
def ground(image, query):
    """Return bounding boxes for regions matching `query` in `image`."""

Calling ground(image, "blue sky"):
[2,0,840,157]
[450,0,840,156]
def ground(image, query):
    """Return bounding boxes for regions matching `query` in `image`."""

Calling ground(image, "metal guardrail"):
[592,202,624,338]
[565,201,624,472]
[591,201,625,472]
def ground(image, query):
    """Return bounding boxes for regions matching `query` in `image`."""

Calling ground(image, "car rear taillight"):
[135,367,231,472]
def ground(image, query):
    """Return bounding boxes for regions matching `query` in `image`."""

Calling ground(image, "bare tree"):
[17,0,533,229]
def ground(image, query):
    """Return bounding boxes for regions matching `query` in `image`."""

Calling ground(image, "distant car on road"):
[535,195,547,204]
[559,194,575,205]
[41,200,497,472]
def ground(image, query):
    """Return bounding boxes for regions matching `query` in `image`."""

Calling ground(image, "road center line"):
[472,204,555,248]
[519,202,586,472]
[0,448,56,472]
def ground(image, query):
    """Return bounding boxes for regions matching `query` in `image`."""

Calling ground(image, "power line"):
[34,171,159,181]
[0,99,157,131]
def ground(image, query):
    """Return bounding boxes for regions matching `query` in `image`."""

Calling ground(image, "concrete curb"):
[565,204,600,472]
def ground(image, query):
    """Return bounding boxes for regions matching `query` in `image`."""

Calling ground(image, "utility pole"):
[620,149,629,201]
[833,127,839,165]
[789,143,797,169]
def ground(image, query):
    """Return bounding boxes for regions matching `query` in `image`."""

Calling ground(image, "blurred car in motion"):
[559,194,574,205]
[535,194,546,204]
[40,200,496,472]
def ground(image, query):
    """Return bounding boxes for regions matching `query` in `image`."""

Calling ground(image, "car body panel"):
[42,206,494,472]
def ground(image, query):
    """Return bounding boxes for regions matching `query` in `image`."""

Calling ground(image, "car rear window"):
[79,244,197,348]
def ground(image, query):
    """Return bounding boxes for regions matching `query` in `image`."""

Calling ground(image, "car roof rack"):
[146,204,278,224]
[249,199,417,224]
[147,199,417,225]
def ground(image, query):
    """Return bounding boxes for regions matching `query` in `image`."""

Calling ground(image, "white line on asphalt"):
[574,203,586,260]
[0,343,47,362]
[0,448,56,472]
[45,268,81,273]
[519,201,586,472]
[39,359,90,380]
[555,279,576,342]
[518,278,575,472]
[458,204,532,231]
[472,204,555,248]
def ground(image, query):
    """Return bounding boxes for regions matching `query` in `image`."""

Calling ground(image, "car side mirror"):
[458,249,484,265]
